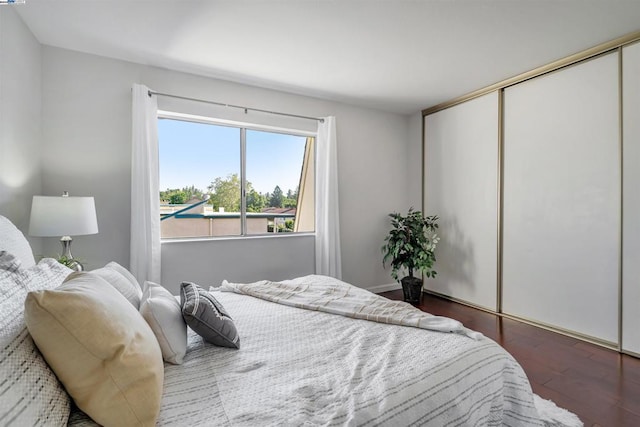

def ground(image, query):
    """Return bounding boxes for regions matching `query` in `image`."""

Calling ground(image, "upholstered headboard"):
[0,214,36,268]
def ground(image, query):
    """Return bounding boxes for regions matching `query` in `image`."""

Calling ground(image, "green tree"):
[208,174,265,212]
[160,188,176,203]
[246,188,266,212]
[208,174,241,211]
[269,185,283,208]
[169,192,188,204]
[283,187,298,208]
[181,185,204,200]
[160,186,206,204]
[283,197,297,208]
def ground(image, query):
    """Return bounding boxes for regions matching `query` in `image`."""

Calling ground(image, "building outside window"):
[157,112,315,239]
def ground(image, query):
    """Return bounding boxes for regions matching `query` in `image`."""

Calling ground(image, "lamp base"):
[59,236,84,272]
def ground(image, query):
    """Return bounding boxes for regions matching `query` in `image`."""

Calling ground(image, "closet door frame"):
[422,30,640,354]
[622,41,640,356]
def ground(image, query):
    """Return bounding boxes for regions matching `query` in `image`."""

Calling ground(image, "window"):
[158,113,315,239]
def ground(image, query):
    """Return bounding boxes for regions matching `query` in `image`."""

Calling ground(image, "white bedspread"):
[220,275,482,339]
[69,276,545,426]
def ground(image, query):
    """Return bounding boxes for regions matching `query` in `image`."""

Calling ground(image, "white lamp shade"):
[29,195,99,237]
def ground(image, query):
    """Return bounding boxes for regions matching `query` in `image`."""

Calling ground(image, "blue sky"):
[158,119,307,195]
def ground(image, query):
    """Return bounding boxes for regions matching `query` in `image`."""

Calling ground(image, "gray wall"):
[0,8,42,255]
[39,46,412,291]
[161,235,315,294]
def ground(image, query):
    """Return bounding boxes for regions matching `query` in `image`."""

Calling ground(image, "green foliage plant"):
[56,255,83,270]
[56,255,76,268]
[381,208,440,282]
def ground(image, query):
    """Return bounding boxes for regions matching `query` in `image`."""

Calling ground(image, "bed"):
[0,214,580,426]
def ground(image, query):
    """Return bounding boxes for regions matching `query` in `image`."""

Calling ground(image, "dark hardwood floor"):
[381,290,640,427]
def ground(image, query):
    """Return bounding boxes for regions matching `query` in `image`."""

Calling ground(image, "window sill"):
[161,232,315,244]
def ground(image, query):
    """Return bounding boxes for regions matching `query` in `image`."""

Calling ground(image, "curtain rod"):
[148,90,324,123]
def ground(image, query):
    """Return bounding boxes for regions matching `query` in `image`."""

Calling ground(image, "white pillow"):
[0,250,24,276]
[0,215,36,268]
[139,281,188,364]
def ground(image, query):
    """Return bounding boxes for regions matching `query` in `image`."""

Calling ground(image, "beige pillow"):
[67,264,143,308]
[105,261,142,294]
[24,273,164,427]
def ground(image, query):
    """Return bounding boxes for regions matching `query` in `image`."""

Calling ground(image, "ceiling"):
[14,0,640,115]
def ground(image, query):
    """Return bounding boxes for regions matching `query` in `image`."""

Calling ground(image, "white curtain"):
[130,84,161,284]
[315,116,342,279]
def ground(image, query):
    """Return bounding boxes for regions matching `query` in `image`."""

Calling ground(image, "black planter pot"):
[401,276,423,304]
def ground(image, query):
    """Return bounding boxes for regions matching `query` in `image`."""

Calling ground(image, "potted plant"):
[381,208,439,303]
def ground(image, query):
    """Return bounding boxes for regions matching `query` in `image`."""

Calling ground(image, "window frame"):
[157,110,317,240]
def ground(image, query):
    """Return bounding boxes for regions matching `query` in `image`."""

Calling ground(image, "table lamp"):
[29,191,98,271]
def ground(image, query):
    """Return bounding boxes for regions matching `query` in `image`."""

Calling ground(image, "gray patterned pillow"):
[0,254,71,426]
[180,282,240,349]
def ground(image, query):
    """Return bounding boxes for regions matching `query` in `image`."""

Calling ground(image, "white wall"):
[39,46,412,290]
[0,8,42,255]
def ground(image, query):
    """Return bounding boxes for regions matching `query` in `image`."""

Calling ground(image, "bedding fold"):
[217,274,482,340]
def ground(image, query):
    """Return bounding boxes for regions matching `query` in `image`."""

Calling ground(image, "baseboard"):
[368,282,401,294]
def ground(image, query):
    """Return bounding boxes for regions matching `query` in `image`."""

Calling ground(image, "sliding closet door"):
[623,42,640,354]
[424,92,499,311]
[502,53,620,344]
